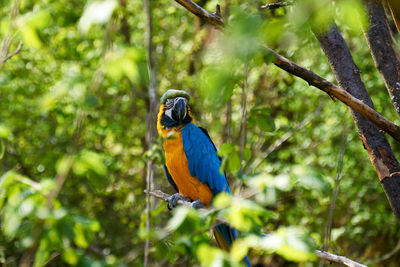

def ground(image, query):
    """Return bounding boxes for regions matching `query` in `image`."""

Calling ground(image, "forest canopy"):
[1,0,400,266]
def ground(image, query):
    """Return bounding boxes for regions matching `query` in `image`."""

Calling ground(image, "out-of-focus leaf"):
[218,143,241,173]
[56,155,75,175]
[74,223,89,248]
[167,206,203,234]
[292,165,330,193]
[213,192,232,209]
[104,47,141,85]
[0,125,11,139]
[19,10,51,49]
[248,107,275,132]
[73,150,107,177]
[199,65,237,110]
[337,0,368,34]
[33,239,50,267]
[276,227,317,262]
[63,247,80,265]
[78,0,117,34]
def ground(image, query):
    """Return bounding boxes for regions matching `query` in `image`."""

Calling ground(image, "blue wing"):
[181,123,251,266]
[181,123,231,195]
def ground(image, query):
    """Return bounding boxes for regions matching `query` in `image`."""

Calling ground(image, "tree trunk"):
[365,0,400,117]
[386,0,400,32]
[317,25,400,219]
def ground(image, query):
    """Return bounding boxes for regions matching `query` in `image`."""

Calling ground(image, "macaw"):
[157,89,251,267]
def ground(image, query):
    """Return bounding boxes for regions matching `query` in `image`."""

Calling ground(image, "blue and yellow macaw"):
[157,89,251,266]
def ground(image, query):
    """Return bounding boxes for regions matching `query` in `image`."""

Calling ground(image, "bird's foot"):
[168,193,186,210]
[191,199,205,209]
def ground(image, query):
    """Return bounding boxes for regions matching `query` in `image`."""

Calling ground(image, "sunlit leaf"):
[78,0,118,34]
[0,125,11,139]
[276,227,317,262]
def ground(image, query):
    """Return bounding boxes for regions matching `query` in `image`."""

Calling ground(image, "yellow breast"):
[163,131,213,206]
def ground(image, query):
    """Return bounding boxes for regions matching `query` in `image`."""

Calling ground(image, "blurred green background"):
[1,0,400,266]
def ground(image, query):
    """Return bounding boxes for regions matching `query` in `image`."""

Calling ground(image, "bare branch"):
[0,0,22,70]
[171,0,400,142]
[316,250,367,267]
[174,0,224,28]
[2,41,22,62]
[260,2,290,10]
[264,47,400,142]
[246,104,322,172]
[364,0,400,118]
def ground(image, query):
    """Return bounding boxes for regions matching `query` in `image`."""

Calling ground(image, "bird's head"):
[157,89,192,134]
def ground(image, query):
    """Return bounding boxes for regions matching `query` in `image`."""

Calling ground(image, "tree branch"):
[316,250,367,267]
[1,41,22,63]
[171,0,400,143]
[174,0,224,29]
[364,0,400,118]
[0,0,22,70]
[263,47,400,142]
[146,190,368,267]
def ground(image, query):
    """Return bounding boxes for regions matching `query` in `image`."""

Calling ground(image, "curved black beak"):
[171,98,187,124]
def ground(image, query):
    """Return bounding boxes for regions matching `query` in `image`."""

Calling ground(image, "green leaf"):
[19,10,51,49]
[276,227,317,262]
[33,238,50,267]
[104,47,140,84]
[213,192,232,209]
[0,125,11,139]
[63,247,80,265]
[292,166,330,193]
[199,65,236,110]
[248,107,275,132]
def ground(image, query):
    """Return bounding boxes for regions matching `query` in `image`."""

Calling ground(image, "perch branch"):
[147,190,368,267]
[144,190,229,226]
[316,250,367,267]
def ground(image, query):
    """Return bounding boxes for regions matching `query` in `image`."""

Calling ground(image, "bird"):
[157,89,251,266]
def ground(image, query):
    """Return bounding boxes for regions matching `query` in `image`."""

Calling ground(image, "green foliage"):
[1,0,400,266]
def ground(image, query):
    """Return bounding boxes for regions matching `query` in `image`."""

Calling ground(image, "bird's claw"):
[168,193,185,210]
[191,199,205,209]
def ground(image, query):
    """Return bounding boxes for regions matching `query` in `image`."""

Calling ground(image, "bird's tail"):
[213,224,251,267]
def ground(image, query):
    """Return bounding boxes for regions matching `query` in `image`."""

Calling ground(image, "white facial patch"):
[165,108,173,119]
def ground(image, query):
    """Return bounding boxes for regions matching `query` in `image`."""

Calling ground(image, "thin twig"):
[0,0,22,70]
[239,59,249,172]
[170,0,400,142]
[366,239,400,264]
[320,124,348,267]
[2,41,22,62]
[246,104,322,172]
